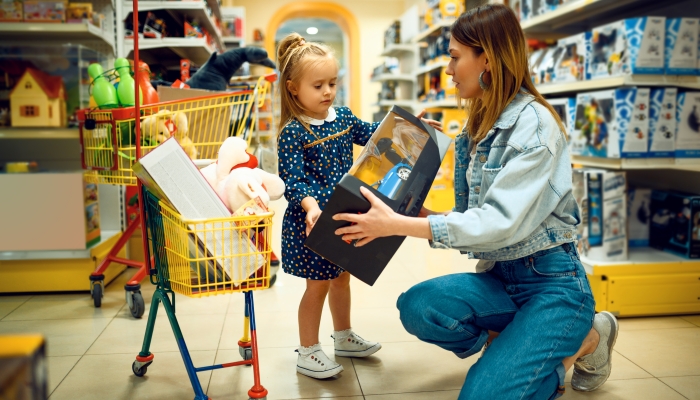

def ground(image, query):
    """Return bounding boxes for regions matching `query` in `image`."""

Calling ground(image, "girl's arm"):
[278,127,316,207]
[346,108,379,146]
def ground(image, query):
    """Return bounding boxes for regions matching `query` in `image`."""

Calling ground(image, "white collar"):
[303,107,337,126]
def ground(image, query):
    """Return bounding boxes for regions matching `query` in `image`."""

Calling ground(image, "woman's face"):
[445,37,488,100]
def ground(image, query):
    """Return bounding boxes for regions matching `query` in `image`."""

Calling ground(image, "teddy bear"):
[140,109,197,159]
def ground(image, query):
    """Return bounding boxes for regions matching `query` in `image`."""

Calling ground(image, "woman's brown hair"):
[451,4,565,143]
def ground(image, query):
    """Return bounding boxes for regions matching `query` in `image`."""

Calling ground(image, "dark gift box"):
[305,106,453,285]
[649,190,700,259]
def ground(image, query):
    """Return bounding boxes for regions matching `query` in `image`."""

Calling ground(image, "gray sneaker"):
[572,311,619,392]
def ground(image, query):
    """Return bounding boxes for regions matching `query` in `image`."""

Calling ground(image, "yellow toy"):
[10,68,66,128]
[140,109,197,159]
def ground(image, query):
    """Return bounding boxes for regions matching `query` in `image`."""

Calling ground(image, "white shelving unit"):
[537,75,700,95]
[571,156,700,172]
[371,73,415,83]
[0,21,116,55]
[411,20,453,43]
[414,60,450,77]
[123,38,216,65]
[0,128,80,140]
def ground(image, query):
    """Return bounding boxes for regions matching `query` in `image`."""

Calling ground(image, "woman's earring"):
[478,70,490,90]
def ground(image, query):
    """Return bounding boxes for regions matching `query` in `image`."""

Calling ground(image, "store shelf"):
[0,22,115,53]
[375,99,416,108]
[417,99,459,109]
[415,60,450,77]
[537,75,700,95]
[223,36,244,44]
[571,155,700,172]
[380,43,416,57]
[205,0,222,20]
[124,37,215,65]
[581,247,699,276]
[412,20,453,43]
[0,230,120,261]
[371,73,415,83]
[0,128,79,140]
[124,1,223,49]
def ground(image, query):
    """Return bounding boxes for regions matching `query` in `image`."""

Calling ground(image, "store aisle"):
[1,199,699,399]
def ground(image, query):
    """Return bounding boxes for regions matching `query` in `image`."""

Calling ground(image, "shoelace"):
[575,358,597,373]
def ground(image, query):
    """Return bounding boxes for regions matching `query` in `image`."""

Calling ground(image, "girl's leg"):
[299,278,331,347]
[328,271,351,331]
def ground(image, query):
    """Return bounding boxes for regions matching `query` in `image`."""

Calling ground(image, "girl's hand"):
[333,187,398,247]
[416,110,443,132]
[305,208,322,236]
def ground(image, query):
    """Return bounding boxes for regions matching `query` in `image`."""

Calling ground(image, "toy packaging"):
[535,46,562,84]
[648,87,677,158]
[23,0,67,22]
[675,91,700,158]
[0,0,23,21]
[579,169,628,261]
[571,87,650,158]
[628,187,651,247]
[572,169,589,256]
[590,17,666,78]
[66,2,92,23]
[665,18,699,75]
[650,190,700,259]
[547,97,575,138]
[305,106,452,286]
[83,179,101,248]
[553,32,591,83]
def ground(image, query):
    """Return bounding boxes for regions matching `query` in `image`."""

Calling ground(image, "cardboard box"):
[628,187,651,247]
[23,0,67,22]
[0,0,22,21]
[528,48,548,84]
[571,88,650,158]
[305,106,452,285]
[572,169,589,256]
[548,97,575,138]
[675,91,700,158]
[535,46,561,84]
[665,18,699,75]
[648,87,677,158]
[66,2,92,23]
[580,169,628,261]
[553,32,591,83]
[590,17,666,78]
[650,190,700,259]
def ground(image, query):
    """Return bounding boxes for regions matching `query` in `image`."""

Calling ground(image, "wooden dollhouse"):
[10,67,66,127]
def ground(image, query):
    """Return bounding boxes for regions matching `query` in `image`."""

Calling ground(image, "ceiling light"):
[306,27,318,35]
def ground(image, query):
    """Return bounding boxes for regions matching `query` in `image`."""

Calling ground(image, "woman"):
[333,4,618,399]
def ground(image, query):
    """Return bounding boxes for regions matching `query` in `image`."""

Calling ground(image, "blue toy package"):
[675,91,700,158]
[587,173,604,247]
[554,32,591,83]
[582,169,628,261]
[648,87,677,158]
[590,17,666,79]
[628,187,651,247]
[665,18,700,75]
[650,190,700,259]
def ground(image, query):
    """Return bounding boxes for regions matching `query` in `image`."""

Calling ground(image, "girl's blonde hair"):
[276,32,336,136]
[451,4,566,144]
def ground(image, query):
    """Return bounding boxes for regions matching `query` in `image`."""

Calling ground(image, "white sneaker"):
[296,343,343,379]
[333,329,382,358]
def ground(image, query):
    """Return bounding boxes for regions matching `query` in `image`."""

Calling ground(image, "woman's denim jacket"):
[427,92,580,261]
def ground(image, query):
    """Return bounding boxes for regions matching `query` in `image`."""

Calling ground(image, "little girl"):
[276,32,383,380]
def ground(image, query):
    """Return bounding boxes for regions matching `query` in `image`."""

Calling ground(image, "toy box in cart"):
[305,106,452,286]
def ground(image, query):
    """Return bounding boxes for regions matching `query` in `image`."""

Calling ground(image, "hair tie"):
[298,39,306,47]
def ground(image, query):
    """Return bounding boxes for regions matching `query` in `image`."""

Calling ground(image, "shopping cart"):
[77,72,273,318]
[133,188,271,399]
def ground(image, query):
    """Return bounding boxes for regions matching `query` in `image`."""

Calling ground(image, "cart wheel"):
[132,360,149,377]
[239,346,253,361]
[269,263,279,287]
[129,291,145,318]
[92,283,103,308]
[269,273,277,287]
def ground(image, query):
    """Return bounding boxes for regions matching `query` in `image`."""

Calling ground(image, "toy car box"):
[579,169,628,261]
[665,18,699,75]
[305,106,452,286]
[589,17,666,78]
[675,91,700,158]
[571,87,650,158]
[650,190,700,259]
[553,32,591,83]
[628,187,651,247]
[648,87,677,158]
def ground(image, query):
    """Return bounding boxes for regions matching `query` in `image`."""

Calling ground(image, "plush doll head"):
[186,47,276,91]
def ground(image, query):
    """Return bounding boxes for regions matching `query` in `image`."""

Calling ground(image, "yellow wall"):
[225,0,405,121]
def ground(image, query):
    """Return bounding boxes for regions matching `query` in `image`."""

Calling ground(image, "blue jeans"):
[397,243,595,400]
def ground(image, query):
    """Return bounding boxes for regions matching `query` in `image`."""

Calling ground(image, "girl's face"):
[287,56,338,120]
[445,37,488,100]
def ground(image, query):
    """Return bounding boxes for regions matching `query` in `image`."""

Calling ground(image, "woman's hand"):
[305,207,322,236]
[333,187,398,247]
[416,110,443,132]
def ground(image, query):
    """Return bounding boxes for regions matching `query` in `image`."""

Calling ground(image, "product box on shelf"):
[66,2,92,23]
[675,91,700,158]
[548,97,575,137]
[575,169,628,262]
[528,47,548,84]
[553,32,591,83]
[628,187,651,247]
[83,180,101,248]
[534,46,561,84]
[571,88,650,159]
[650,190,700,259]
[0,0,22,21]
[665,18,700,75]
[590,17,666,78]
[423,0,463,28]
[305,106,452,286]
[23,0,67,22]
[648,87,677,158]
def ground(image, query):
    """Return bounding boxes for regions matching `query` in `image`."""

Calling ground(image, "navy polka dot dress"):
[278,106,379,280]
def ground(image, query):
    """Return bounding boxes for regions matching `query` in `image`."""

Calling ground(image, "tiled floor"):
[2,199,699,399]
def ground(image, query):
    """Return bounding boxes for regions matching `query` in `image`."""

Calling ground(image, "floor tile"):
[207,345,363,399]
[366,391,461,399]
[564,350,652,383]
[660,376,700,400]
[3,293,125,321]
[561,378,687,400]
[342,306,418,344]
[0,294,31,320]
[617,316,697,331]
[46,356,81,395]
[680,315,700,328]
[614,327,700,377]
[353,341,475,396]
[48,351,216,400]
[87,312,226,355]
[0,318,111,357]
